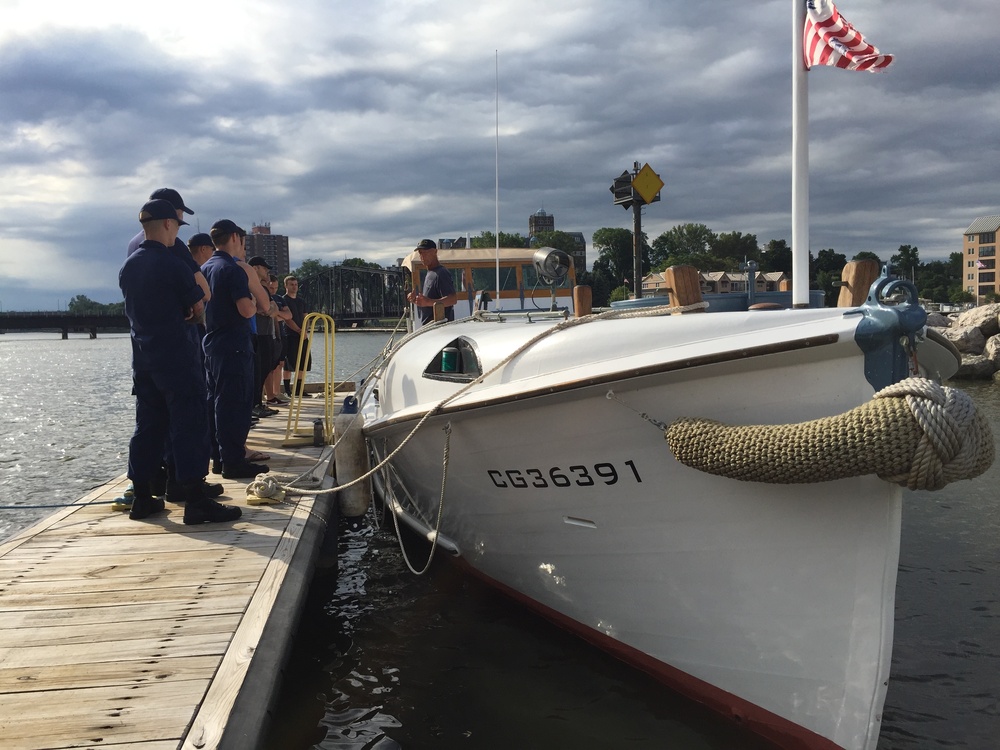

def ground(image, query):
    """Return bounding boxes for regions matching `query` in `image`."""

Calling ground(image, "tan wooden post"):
[837,260,881,307]
[662,265,705,313]
[432,302,445,322]
[573,285,593,317]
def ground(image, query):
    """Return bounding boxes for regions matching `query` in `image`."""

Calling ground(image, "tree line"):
[585,224,971,308]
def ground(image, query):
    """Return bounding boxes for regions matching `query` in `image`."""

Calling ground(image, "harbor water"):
[1,331,998,749]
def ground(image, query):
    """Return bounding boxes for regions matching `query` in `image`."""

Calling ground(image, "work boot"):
[165,477,224,503]
[149,463,168,497]
[222,461,269,479]
[176,480,242,524]
[129,481,165,520]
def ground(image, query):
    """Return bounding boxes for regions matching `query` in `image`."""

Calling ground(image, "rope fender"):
[665,377,994,491]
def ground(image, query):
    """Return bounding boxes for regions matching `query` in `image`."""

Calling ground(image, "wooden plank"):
[0,654,220,694]
[0,631,233,670]
[0,679,210,748]
[0,580,256,612]
[0,596,253,629]
[0,612,243,648]
[0,546,266,581]
[0,558,269,595]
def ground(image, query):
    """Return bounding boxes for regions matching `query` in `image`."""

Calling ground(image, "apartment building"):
[964,216,1000,299]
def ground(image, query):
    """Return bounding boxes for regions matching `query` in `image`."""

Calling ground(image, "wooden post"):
[662,265,704,313]
[837,260,881,307]
[432,302,445,322]
[573,285,592,317]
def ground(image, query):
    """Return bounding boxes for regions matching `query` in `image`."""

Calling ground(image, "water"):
[1,331,998,748]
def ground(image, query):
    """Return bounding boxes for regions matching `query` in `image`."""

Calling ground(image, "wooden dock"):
[0,400,337,750]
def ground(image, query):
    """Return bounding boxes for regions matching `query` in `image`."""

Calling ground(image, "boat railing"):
[473,309,570,324]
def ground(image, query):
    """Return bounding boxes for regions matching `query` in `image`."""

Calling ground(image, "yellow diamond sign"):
[632,163,664,205]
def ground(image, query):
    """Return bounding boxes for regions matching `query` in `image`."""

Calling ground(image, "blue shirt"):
[201,251,253,356]
[419,264,456,324]
[119,240,205,376]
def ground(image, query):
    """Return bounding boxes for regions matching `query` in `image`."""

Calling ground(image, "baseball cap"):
[149,187,194,215]
[415,239,437,251]
[139,199,188,225]
[247,256,271,269]
[210,219,247,240]
[188,232,213,248]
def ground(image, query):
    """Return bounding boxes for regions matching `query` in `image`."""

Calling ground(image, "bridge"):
[0,311,129,339]
[296,265,408,328]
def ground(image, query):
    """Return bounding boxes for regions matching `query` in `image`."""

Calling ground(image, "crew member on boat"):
[408,239,458,324]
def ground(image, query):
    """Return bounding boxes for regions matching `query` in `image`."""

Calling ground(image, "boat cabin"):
[403,246,577,325]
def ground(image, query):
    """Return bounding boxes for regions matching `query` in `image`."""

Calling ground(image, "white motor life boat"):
[355,259,992,750]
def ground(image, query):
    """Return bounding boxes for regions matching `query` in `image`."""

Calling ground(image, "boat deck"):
[0,399,336,750]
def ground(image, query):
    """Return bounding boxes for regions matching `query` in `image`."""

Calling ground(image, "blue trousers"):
[129,368,209,485]
[205,349,253,469]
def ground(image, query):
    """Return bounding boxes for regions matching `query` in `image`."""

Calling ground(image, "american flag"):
[804,0,893,71]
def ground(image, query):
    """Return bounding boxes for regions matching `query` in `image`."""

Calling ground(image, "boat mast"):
[791,0,809,308]
[494,50,501,309]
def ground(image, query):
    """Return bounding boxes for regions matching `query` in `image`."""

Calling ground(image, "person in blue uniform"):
[202,219,274,479]
[119,200,241,524]
[407,239,458,325]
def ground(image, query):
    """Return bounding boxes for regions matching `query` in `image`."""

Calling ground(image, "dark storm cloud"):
[1,0,998,311]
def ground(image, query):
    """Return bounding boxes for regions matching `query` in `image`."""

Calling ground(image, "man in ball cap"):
[119,200,240,524]
[201,219,274,480]
[407,239,457,325]
[127,188,194,256]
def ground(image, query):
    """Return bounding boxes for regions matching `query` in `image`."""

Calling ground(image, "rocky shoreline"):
[927,303,1000,380]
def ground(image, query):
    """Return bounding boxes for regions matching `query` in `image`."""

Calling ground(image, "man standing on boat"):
[408,239,457,324]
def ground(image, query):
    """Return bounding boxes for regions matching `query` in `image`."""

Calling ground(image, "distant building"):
[964,216,999,299]
[244,223,290,277]
[642,270,788,296]
[528,208,555,236]
[527,209,587,277]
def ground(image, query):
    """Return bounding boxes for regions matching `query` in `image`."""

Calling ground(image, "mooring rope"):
[655,377,993,490]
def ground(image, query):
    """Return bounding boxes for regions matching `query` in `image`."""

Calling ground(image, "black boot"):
[181,481,242,525]
[149,463,168,497]
[129,481,165,520]
[166,477,224,503]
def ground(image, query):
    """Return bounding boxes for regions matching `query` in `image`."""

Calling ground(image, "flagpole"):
[792,0,809,307]
[494,50,501,310]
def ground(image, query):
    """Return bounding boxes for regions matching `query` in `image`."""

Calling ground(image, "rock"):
[925,312,952,328]
[954,354,996,379]
[954,303,1000,338]
[939,325,987,354]
[985,335,1000,367]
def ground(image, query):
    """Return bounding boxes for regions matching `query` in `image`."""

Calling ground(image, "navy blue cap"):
[210,219,246,240]
[188,232,213,248]
[139,199,188,225]
[150,187,194,215]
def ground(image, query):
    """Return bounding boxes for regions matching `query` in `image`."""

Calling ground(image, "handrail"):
[283,312,336,446]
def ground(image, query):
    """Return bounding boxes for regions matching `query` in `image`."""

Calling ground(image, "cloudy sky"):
[1,0,997,311]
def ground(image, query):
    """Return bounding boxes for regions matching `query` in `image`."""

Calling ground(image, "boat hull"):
[363,311,908,749]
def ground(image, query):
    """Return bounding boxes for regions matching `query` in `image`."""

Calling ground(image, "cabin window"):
[471,266,518,292]
[422,337,483,383]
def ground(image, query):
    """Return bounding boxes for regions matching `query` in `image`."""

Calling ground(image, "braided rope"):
[665,377,994,491]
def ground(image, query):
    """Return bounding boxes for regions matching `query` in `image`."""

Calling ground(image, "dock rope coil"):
[665,377,994,491]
